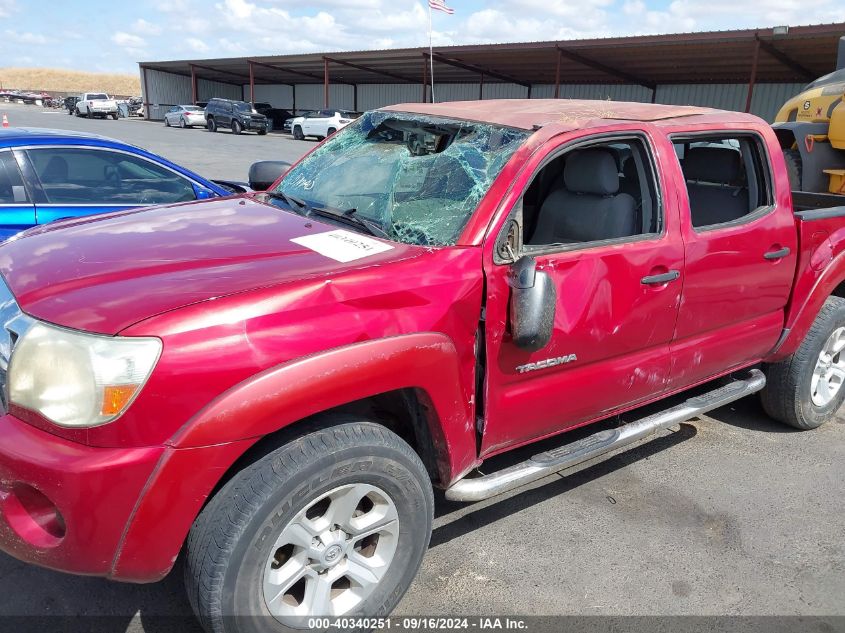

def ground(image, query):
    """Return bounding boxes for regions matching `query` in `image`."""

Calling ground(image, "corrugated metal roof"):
[140,23,844,88]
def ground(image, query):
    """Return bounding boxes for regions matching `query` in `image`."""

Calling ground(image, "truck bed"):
[792,190,845,219]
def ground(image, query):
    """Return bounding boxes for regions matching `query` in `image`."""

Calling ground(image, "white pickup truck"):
[75,92,119,119]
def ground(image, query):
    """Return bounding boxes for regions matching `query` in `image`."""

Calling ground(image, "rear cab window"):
[671,133,774,230]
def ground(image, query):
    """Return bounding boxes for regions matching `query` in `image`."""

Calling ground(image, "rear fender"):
[771,220,845,360]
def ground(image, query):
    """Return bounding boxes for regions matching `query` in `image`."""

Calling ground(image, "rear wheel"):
[761,296,845,429]
[185,418,433,633]
[110,112,118,120]
[293,125,304,140]
[179,116,187,128]
[783,149,803,192]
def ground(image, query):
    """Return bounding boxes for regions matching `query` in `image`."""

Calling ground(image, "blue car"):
[0,128,234,241]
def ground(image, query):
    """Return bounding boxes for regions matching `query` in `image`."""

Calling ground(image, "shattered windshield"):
[274,111,529,246]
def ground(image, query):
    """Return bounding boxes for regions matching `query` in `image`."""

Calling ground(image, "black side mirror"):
[248,160,291,191]
[508,256,556,352]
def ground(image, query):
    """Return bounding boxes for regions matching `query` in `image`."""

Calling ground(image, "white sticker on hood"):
[291,230,394,263]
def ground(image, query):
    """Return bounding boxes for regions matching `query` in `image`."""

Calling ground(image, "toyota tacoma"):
[0,99,843,632]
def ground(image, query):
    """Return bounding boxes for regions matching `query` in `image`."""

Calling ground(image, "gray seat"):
[683,147,749,227]
[530,149,637,245]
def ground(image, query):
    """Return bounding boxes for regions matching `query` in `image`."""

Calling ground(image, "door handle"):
[764,247,791,260]
[641,270,681,285]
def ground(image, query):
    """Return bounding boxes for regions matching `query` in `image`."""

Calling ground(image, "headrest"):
[564,149,619,196]
[683,147,742,184]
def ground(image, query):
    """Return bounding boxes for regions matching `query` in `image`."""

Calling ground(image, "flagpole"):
[428,2,435,103]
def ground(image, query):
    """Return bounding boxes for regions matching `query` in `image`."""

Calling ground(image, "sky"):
[0,0,841,74]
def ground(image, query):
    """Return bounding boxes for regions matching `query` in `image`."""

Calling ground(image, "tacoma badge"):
[515,354,577,374]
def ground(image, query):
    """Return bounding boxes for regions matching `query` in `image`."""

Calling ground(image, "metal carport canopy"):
[140,22,844,91]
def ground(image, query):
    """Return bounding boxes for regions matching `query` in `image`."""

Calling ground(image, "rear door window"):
[672,134,773,229]
[27,147,198,206]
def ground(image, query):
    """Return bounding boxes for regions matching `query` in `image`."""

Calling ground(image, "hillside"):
[0,67,141,96]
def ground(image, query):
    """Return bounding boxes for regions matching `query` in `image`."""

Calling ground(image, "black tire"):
[110,112,118,120]
[783,149,802,192]
[180,116,187,128]
[232,119,242,135]
[185,418,433,633]
[293,125,304,140]
[258,128,268,136]
[207,118,217,133]
[164,117,170,127]
[761,296,845,429]
[327,127,337,136]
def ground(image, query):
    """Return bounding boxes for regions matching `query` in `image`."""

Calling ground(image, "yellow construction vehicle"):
[773,67,845,194]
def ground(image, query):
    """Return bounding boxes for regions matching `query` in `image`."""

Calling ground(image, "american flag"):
[429,0,454,14]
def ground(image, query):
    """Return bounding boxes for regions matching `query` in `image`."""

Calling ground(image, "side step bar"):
[445,369,766,502]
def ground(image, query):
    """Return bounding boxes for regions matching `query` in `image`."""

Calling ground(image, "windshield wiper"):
[308,205,390,240]
[263,191,308,215]
[263,192,389,239]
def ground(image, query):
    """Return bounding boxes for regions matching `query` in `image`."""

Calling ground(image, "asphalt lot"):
[0,102,843,632]
[0,102,315,182]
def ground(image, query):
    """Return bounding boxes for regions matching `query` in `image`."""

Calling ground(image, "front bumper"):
[0,413,162,577]
[243,118,270,131]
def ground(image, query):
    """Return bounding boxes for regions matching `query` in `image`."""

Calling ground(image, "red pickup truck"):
[0,99,843,631]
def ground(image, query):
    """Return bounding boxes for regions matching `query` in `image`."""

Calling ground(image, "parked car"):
[75,92,119,119]
[1,100,845,632]
[283,111,314,134]
[252,102,292,130]
[0,128,234,240]
[164,105,207,128]
[127,96,144,117]
[205,98,270,135]
[63,95,81,115]
[290,108,359,140]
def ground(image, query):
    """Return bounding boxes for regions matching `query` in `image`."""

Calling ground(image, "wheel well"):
[832,281,845,299]
[204,388,444,504]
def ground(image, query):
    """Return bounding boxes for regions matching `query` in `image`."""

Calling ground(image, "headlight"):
[8,322,161,428]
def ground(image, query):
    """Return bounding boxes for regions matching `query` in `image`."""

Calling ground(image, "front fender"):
[110,332,478,582]
[170,331,478,482]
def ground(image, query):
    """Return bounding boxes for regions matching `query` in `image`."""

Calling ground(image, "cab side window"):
[673,135,773,229]
[523,138,660,248]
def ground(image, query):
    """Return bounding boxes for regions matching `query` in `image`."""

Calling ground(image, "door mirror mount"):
[508,256,556,351]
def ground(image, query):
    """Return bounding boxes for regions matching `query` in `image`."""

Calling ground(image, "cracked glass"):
[274,111,529,246]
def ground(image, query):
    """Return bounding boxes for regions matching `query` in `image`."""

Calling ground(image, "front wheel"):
[231,119,242,135]
[207,118,217,132]
[761,296,845,429]
[185,419,433,633]
[164,117,170,127]
[293,125,304,140]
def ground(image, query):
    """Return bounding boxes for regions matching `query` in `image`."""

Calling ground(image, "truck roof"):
[382,98,762,131]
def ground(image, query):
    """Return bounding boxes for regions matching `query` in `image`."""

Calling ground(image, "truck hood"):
[0,197,419,334]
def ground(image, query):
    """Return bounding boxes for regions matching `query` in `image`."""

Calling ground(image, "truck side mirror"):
[508,256,556,352]
[248,161,291,191]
